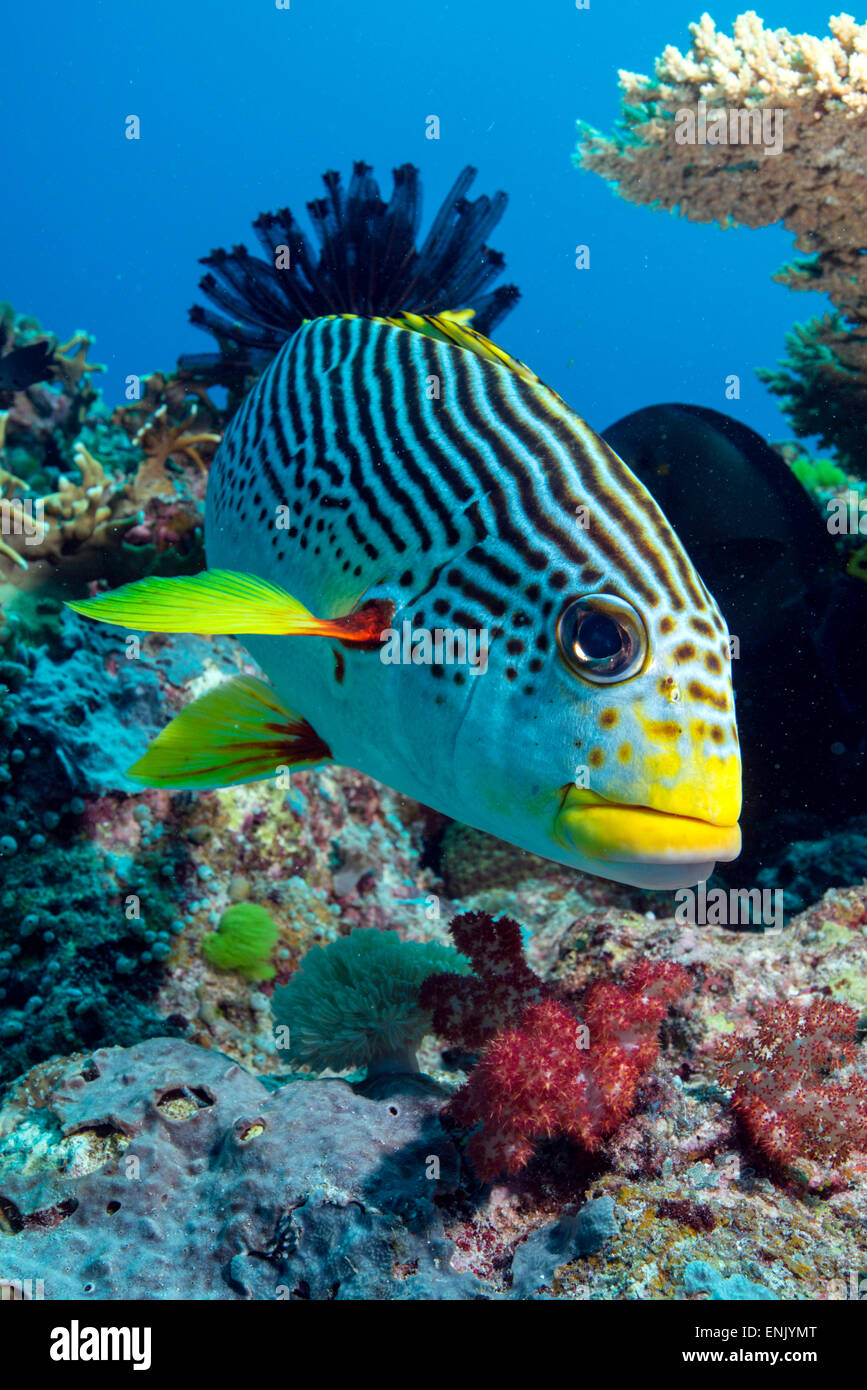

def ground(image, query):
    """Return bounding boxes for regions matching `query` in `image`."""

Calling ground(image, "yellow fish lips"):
[554,785,741,867]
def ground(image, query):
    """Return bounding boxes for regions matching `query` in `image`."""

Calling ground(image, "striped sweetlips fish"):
[70,163,741,889]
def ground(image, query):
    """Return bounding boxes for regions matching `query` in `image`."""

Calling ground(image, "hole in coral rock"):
[155,1085,215,1120]
[388,1105,399,1116]
[0,1196,24,1235]
[71,1122,124,1138]
[106,1201,121,1215]
[81,1061,100,1082]
[236,1120,266,1142]
[82,1283,95,1295]
[23,1198,78,1231]
[292,1282,310,1300]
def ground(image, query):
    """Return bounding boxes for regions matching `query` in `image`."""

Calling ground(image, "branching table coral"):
[575,11,867,467]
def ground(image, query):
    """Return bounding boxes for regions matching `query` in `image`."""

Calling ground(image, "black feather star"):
[179,162,520,388]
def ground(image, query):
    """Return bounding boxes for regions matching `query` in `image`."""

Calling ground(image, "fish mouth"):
[554,785,741,889]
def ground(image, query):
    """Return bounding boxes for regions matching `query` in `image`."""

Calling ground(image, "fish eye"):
[556,594,647,684]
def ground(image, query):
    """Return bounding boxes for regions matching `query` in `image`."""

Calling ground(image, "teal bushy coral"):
[757,314,867,476]
[202,903,279,981]
[272,928,471,1074]
[0,839,183,1084]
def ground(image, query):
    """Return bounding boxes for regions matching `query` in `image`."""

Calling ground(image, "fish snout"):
[553,722,742,887]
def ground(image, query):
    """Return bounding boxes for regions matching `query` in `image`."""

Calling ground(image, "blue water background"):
[2,0,832,446]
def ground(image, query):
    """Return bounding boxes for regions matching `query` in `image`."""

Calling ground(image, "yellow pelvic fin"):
[128,674,333,789]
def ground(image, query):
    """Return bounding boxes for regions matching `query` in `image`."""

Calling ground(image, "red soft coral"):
[426,912,690,1181]
[716,998,867,1169]
[450,998,587,1178]
[419,910,543,1051]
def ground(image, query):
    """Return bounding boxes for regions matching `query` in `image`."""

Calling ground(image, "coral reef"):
[0,840,184,1086]
[0,441,140,576]
[757,316,867,473]
[439,823,550,899]
[575,12,867,471]
[1,111,865,1301]
[0,302,104,448]
[682,1260,777,1300]
[1,850,865,1298]
[0,307,215,589]
[510,1196,620,1297]
[0,1038,483,1299]
[2,877,865,1301]
[420,911,544,1050]
[422,912,690,1180]
[756,815,867,914]
[110,370,222,487]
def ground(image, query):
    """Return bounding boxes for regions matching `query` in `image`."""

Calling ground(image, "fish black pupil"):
[578,613,623,660]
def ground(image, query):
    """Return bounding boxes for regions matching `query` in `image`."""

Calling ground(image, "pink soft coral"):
[717,998,867,1169]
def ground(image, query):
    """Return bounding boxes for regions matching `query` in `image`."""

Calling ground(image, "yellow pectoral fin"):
[66,570,395,643]
[66,570,319,635]
[128,674,333,789]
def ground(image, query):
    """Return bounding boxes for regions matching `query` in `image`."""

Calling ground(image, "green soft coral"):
[202,903,279,981]
[272,928,471,1074]
[788,455,848,490]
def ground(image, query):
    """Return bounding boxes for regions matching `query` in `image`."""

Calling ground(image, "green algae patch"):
[818,919,855,949]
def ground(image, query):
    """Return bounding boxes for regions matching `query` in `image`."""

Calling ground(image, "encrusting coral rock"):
[0,1038,483,1300]
[575,12,867,469]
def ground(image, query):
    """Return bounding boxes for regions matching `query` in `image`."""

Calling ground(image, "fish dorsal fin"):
[338,309,542,388]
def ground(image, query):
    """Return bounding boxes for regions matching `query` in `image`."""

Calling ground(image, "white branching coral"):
[616,11,867,109]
